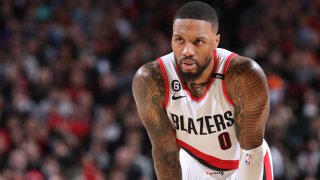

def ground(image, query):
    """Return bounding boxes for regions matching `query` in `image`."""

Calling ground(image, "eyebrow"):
[173,34,208,40]
[195,37,206,40]
[173,34,182,37]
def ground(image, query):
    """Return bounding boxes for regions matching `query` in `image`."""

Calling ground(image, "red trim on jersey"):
[176,138,239,170]
[177,50,218,102]
[222,53,236,106]
[157,58,169,108]
[264,150,273,180]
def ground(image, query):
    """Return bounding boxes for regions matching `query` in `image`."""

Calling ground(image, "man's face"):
[172,19,220,82]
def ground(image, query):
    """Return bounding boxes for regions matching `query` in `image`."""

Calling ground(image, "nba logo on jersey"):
[245,154,252,165]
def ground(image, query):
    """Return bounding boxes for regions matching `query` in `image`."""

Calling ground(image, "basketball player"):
[132,1,273,179]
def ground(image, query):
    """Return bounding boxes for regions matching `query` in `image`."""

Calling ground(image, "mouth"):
[181,61,197,71]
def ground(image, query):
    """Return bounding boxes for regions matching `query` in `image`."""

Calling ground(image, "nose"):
[182,42,195,57]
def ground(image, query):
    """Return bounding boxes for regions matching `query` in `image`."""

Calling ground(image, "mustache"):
[180,56,196,61]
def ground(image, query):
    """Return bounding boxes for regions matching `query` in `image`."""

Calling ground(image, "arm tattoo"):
[161,151,179,169]
[132,61,181,179]
[225,56,269,149]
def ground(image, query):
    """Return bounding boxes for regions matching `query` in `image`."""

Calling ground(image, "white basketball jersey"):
[158,48,240,171]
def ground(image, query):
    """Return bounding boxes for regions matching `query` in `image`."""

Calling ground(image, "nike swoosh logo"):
[172,93,186,100]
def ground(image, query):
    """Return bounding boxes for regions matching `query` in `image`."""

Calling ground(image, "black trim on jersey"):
[212,73,225,80]
[180,147,233,171]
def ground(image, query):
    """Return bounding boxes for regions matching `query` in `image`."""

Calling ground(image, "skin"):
[132,19,269,179]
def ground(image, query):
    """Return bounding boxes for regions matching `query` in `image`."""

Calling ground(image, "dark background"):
[0,0,319,179]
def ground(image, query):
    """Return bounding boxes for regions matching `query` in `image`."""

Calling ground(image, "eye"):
[175,37,184,43]
[193,39,205,45]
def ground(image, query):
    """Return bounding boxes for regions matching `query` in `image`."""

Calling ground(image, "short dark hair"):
[173,1,219,32]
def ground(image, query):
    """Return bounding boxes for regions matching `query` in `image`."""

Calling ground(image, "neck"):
[186,79,210,99]
[189,82,208,89]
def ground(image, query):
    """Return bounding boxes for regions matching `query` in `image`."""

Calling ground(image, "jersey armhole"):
[157,58,169,109]
[222,53,236,107]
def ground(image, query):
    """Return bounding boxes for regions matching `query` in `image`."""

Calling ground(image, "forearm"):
[132,62,182,179]
[152,147,182,180]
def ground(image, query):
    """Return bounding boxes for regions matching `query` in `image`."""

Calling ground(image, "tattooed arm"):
[132,61,181,180]
[225,55,269,149]
[225,55,269,179]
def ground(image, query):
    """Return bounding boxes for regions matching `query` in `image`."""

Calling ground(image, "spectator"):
[0,0,318,179]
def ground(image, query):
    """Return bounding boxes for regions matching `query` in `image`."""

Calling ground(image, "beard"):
[175,55,212,82]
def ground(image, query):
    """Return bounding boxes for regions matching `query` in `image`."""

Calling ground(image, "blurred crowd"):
[0,0,319,179]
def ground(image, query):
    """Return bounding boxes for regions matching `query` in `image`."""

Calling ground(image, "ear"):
[214,34,220,48]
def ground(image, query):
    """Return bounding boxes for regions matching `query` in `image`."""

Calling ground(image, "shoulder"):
[133,60,164,86]
[225,55,267,81]
[135,60,161,77]
[134,51,174,79]
[132,60,166,105]
[224,55,268,104]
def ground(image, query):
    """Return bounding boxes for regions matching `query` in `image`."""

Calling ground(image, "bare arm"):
[225,55,269,179]
[132,61,181,180]
[225,55,269,149]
